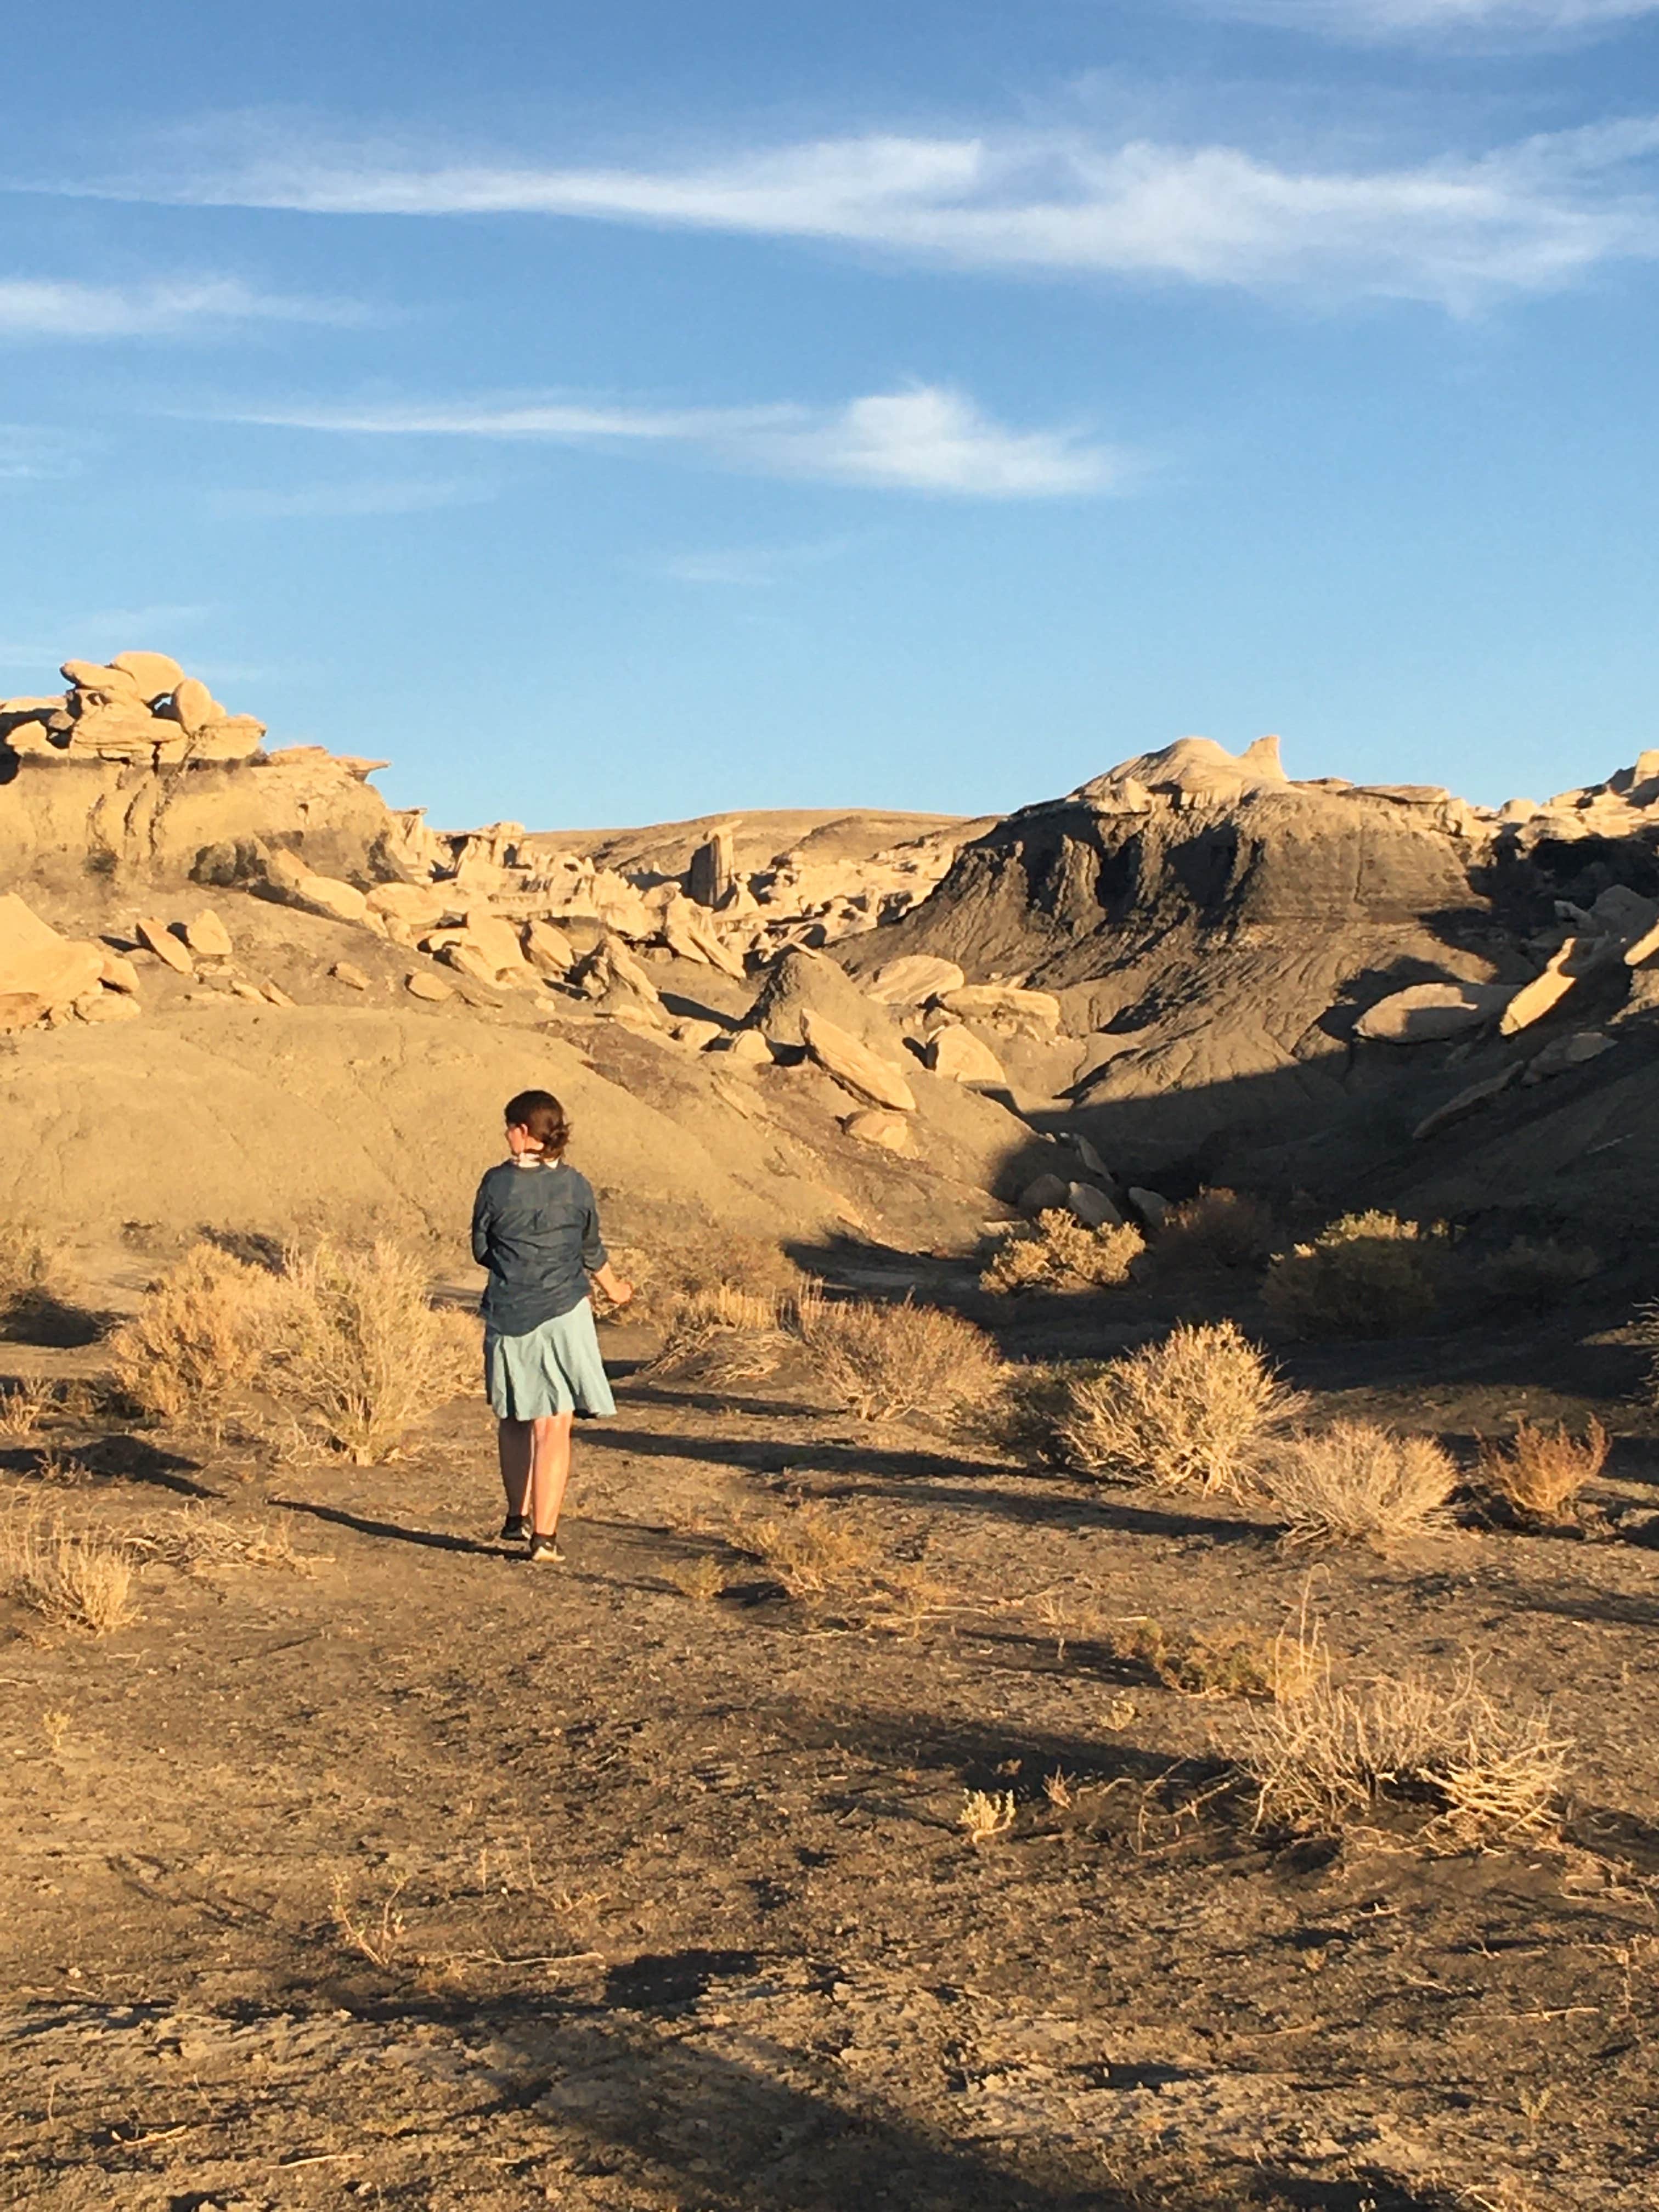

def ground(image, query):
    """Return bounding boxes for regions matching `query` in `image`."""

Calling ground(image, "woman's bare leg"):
[498,1419,532,1518]
[528,1412,575,1541]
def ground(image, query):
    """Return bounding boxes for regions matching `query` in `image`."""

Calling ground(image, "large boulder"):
[1355,980,1512,1045]
[799,1011,916,1112]
[924,1024,1006,1085]
[867,955,965,1006]
[744,947,910,1064]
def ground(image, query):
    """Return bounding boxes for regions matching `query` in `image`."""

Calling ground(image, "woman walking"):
[471,1088,631,1562]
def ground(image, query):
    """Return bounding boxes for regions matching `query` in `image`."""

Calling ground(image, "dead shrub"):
[107,1243,276,1432]
[1262,1210,1442,1339]
[0,1378,54,1440]
[736,1499,883,1596]
[979,1211,1144,1295]
[795,1293,1002,1424]
[1478,1417,1608,1523]
[264,1240,479,1464]
[0,1514,137,1635]
[647,1283,792,1386]
[1229,1648,1571,1843]
[664,1554,728,1602]
[972,1360,1107,1466]
[625,1231,804,1319]
[1110,1616,1321,1702]
[1629,1302,1659,1410]
[1057,1321,1301,1493]
[0,1223,67,1310]
[136,1504,314,1576]
[1152,1187,1277,1273]
[959,1788,1017,1842]
[1261,1421,1459,1544]
[1475,1235,1599,1308]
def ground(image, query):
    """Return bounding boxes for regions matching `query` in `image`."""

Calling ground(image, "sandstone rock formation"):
[799,1011,917,1113]
[1,656,266,768]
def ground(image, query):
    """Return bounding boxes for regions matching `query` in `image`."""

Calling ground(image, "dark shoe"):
[500,1514,529,1543]
[527,1535,564,1564]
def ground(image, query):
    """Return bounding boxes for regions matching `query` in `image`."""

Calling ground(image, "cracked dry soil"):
[3,1313,1659,2212]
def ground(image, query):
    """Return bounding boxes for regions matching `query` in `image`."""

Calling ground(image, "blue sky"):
[3,2,1658,829]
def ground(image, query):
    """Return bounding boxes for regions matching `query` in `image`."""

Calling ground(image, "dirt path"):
[3,1323,1658,2211]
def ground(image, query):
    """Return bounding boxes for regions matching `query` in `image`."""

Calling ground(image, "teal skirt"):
[484,1299,616,1420]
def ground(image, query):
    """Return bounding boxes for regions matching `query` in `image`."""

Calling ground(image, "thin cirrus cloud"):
[208,477,494,518]
[0,275,366,340]
[218,385,1136,499]
[84,113,1659,311]
[1201,0,1659,42]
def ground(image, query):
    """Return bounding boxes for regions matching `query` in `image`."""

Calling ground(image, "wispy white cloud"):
[0,424,87,483]
[214,384,1134,498]
[652,536,862,587]
[1203,1,1659,44]
[71,114,1659,310]
[0,275,366,340]
[208,476,492,518]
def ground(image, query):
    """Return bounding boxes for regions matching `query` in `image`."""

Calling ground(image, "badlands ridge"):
[4,648,1658,1259]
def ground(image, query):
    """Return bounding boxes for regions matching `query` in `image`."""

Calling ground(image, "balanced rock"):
[441,941,503,989]
[843,1108,916,1154]
[1355,980,1510,1044]
[672,1018,723,1052]
[183,910,233,961]
[135,917,194,975]
[109,650,185,701]
[924,1024,1006,1085]
[171,676,219,737]
[867,955,965,1007]
[799,1010,916,1112]
[464,911,531,978]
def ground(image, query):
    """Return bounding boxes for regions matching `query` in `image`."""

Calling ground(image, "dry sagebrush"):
[1475,1235,1600,1309]
[1478,1417,1609,1522]
[1261,1420,1459,1545]
[1263,1210,1442,1339]
[266,1240,479,1464]
[110,1237,476,1461]
[797,1293,1002,1424]
[108,1243,276,1432]
[1229,1652,1571,1843]
[1058,1321,1302,1493]
[0,1513,137,1635]
[979,1210,1144,1295]
[1152,1187,1277,1273]
[647,1282,793,1386]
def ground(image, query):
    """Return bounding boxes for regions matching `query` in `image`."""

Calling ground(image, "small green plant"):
[1057,1321,1301,1493]
[1263,1210,1443,1339]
